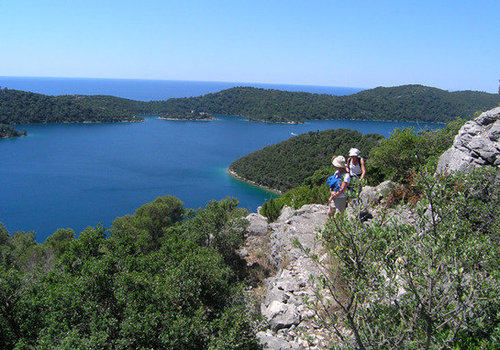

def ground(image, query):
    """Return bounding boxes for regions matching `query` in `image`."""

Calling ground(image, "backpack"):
[326,173,343,192]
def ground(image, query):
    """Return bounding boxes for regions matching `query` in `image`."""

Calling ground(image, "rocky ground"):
[243,204,333,349]
[241,180,420,349]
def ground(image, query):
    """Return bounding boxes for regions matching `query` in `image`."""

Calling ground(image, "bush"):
[299,168,500,349]
[366,119,465,186]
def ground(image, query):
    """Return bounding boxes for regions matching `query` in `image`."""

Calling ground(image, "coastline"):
[161,114,446,125]
[227,168,282,195]
[159,116,217,122]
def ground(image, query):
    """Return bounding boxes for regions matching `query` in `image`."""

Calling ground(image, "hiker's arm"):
[360,158,366,180]
[329,188,335,202]
[331,182,349,198]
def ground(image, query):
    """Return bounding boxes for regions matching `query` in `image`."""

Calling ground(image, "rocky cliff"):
[437,107,500,173]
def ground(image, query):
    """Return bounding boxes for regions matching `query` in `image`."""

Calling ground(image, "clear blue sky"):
[1,0,499,92]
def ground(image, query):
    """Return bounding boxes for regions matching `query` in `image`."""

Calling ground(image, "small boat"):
[290,132,297,136]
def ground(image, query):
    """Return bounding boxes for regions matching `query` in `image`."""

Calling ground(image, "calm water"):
[1,117,442,242]
[0,77,442,241]
[0,76,363,101]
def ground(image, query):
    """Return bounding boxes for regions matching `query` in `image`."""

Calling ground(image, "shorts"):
[329,196,347,214]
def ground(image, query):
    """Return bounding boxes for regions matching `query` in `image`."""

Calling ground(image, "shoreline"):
[158,116,217,122]
[227,168,282,195]
[162,114,447,125]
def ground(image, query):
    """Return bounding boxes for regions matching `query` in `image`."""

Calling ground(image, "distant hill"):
[1,85,498,126]
[229,129,383,192]
[154,85,500,123]
[0,89,144,124]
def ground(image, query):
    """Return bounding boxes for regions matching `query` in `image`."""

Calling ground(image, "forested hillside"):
[229,129,383,192]
[0,197,260,349]
[0,89,143,124]
[1,85,498,126]
[155,85,500,123]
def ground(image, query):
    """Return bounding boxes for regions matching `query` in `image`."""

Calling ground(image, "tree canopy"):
[0,197,260,349]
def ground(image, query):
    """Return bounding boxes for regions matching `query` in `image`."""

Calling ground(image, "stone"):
[254,203,335,346]
[269,303,301,331]
[488,121,500,141]
[436,107,500,174]
[246,212,269,236]
[358,180,394,208]
[277,206,295,222]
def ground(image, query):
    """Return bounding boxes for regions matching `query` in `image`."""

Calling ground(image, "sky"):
[1,0,499,92]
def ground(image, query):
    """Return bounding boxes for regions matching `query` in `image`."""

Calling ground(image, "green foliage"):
[0,88,143,124]
[260,197,282,222]
[152,85,500,123]
[366,119,465,185]
[260,175,331,222]
[301,168,499,349]
[179,198,249,270]
[231,129,382,192]
[0,197,260,349]
[43,228,75,259]
[0,124,26,138]
[3,85,498,125]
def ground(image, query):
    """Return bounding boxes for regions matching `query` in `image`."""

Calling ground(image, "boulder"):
[437,107,500,174]
[246,212,268,236]
[359,180,395,208]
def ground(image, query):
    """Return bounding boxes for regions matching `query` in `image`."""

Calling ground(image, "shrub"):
[299,168,500,349]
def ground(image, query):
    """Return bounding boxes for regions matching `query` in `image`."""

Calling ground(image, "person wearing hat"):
[346,148,366,180]
[326,155,351,217]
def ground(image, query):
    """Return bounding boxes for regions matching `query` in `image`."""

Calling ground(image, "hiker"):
[327,155,351,217]
[346,148,366,199]
[346,148,366,180]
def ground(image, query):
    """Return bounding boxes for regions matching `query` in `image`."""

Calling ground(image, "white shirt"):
[334,171,351,198]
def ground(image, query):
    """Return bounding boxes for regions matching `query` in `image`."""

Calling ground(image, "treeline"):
[153,85,500,123]
[0,197,261,349]
[2,85,499,127]
[0,124,26,139]
[230,129,383,192]
[0,88,143,124]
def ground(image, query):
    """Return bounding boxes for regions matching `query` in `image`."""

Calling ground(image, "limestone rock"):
[256,204,335,348]
[246,212,269,236]
[358,180,394,208]
[437,107,500,174]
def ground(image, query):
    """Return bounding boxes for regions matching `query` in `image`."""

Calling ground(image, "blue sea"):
[0,77,443,242]
[0,76,363,101]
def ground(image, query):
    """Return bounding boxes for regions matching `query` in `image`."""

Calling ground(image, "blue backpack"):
[326,172,343,192]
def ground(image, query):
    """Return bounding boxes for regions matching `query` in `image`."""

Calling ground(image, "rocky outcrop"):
[245,205,334,349]
[437,107,500,173]
[243,182,406,349]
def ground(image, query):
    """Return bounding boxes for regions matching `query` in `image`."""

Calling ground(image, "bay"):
[1,116,442,242]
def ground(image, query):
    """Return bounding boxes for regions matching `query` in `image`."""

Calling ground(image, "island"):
[0,124,27,139]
